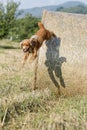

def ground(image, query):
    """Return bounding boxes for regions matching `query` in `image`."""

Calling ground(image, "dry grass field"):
[0,39,87,130]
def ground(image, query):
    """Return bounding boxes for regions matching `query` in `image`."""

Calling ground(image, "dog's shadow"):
[45,37,66,95]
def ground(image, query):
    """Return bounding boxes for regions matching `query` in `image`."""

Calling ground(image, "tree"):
[0,1,20,39]
[17,14,40,40]
[56,5,87,14]
[56,7,64,11]
[0,1,40,40]
[0,3,5,38]
[5,1,20,39]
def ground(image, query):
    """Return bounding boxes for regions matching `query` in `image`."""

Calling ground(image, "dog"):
[20,22,56,65]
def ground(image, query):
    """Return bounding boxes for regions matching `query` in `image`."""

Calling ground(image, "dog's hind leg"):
[50,32,56,37]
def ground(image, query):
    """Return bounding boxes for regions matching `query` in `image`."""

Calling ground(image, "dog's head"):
[20,39,35,53]
[20,35,38,53]
[20,39,30,53]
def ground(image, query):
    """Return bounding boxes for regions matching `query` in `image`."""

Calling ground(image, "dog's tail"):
[38,22,45,29]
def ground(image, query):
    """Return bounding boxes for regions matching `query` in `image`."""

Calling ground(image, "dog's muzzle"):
[23,48,29,53]
[23,47,33,53]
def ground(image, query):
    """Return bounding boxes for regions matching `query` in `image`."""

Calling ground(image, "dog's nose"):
[23,46,26,50]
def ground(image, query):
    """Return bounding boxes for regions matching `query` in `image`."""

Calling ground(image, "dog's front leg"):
[22,52,29,66]
[30,48,37,62]
[33,47,37,58]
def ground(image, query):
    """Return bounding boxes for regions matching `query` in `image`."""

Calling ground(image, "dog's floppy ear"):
[30,35,38,46]
[20,41,23,48]
[30,38,38,46]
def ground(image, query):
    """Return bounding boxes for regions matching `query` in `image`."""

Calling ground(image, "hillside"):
[19,1,87,17]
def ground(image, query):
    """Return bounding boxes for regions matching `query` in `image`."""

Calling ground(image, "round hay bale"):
[36,10,87,95]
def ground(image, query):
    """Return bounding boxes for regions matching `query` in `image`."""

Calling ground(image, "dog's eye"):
[30,42,34,46]
[26,45,29,46]
[31,41,36,46]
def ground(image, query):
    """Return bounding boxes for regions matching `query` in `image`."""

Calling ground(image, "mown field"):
[0,40,87,130]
